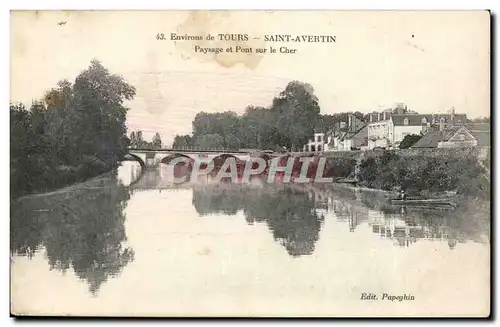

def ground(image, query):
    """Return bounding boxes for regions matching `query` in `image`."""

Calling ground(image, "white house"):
[366,112,394,149]
[304,132,327,152]
[367,109,467,149]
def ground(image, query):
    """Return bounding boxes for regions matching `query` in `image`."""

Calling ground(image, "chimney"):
[439,119,444,131]
[450,107,455,126]
[370,114,373,122]
[348,114,352,131]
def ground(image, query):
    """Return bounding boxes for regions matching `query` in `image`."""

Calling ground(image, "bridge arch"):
[160,153,195,165]
[123,153,146,168]
[209,154,247,181]
[160,153,196,182]
[211,153,239,167]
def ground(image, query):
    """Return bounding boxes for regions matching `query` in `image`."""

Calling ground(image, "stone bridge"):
[124,148,256,169]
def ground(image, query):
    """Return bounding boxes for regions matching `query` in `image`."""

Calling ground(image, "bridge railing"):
[127,147,253,153]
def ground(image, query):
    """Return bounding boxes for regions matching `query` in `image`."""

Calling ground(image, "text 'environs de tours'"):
[170,33,336,55]
[170,33,336,43]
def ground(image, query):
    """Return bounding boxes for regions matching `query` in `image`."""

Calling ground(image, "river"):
[10,162,490,317]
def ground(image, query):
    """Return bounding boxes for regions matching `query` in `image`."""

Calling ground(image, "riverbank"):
[10,162,122,201]
[354,150,490,200]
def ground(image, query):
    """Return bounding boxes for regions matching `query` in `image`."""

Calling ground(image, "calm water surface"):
[10,162,490,316]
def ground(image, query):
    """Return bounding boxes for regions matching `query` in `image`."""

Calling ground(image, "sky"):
[10,10,490,146]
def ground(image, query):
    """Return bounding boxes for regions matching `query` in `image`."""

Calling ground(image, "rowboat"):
[334,178,358,184]
[390,198,456,206]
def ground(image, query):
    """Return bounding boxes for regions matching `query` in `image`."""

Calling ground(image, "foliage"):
[192,185,324,257]
[176,81,322,151]
[152,133,162,149]
[325,157,357,178]
[315,112,364,134]
[129,130,163,149]
[357,150,489,199]
[10,60,136,198]
[399,134,422,149]
[172,135,193,149]
[10,171,134,295]
[194,133,225,149]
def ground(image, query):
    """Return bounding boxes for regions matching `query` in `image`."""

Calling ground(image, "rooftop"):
[412,125,489,148]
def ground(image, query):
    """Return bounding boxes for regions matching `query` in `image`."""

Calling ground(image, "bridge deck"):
[127,148,253,154]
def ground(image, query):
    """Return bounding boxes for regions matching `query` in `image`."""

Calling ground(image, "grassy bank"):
[10,156,116,199]
[356,150,490,200]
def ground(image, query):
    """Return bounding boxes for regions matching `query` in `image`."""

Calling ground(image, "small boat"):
[334,178,358,184]
[390,198,456,206]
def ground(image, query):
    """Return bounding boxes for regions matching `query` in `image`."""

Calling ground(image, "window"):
[317,145,322,152]
[440,117,445,123]
[317,135,322,142]
[458,134,466,141]
[421,117,427,124]
[403,118,409,125]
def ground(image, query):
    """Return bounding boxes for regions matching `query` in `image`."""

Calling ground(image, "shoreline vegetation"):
[10,60,136,200]
[11,61,489,203]
[355,149,490,201]
[12,170,122,201]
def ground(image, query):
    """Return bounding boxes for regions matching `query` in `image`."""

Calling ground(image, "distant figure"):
[448,239,457,250]
[400,189,407,200]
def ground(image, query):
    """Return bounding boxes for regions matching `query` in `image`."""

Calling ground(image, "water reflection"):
[10,170,135,296]
[192,185,325,257]
[190,182,490,254]
[10,162,490,299]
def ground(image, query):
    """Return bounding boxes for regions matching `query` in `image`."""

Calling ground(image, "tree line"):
[10,60,136,198]
[172,81,365,152]
[11,170,134,295]
[129,130,162,149]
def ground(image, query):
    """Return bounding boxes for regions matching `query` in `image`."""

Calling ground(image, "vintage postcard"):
[10,10,491,317]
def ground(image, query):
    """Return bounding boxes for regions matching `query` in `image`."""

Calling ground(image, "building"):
[327,114,367,151]
[411,122,490,157]
[366,111,394,149]
[337,126,368,151]
[304,132,327,152]
[465,122,491,147]
[411,126,477,148]
[366,106,467,149]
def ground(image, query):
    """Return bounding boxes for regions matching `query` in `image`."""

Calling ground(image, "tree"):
[194,133,224,149]
[10,60,137,198]
[224,134,240,150]
[135,130,144,148]
[71,59,136,166]
[152,133,162,149]
[129,131,137,148]
[11,171,134,295]
[270,81,321,151]
[172,80,321,152]
[173,135,193,149]
[399,134,422,149]
[191,111,240,146]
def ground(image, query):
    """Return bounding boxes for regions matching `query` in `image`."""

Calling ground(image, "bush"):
[325,157,356,178]
[357,150,488,197]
